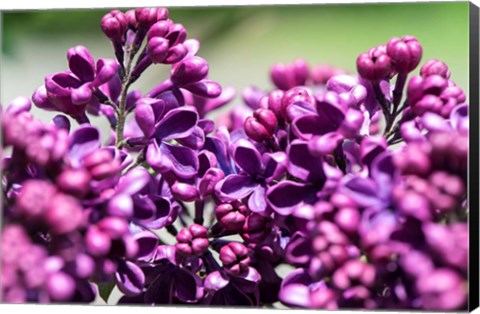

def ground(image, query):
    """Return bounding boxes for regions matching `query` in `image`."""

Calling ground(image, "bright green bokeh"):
[2,2,470,104]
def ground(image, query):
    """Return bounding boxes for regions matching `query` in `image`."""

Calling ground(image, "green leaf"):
[97,280,116,304]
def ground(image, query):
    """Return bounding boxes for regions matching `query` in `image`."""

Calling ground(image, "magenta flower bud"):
[85,226,111,257]
[340,108,364,138]
[171,56,209,86]
[427,171,465,212]
[219,242,250,276]
[334,207,361,234]
[171,181,198,202]
[175,224,209,256]
[244,108,277,142]
[395,190,431,221]
[83,149,120,181]
[94,58,119,86]
[215,202,248,232]
[182,79,222,98]
[101,10,128,40]
[44,194,84,234]
[332,259,376,290]
[267,89,285,117]
[310,64,346,85]
[166,23,187,46]
[125,10,137,28]
[356,45,392,81]
[46,272,76,301]
[416,269,467,310]
[164,44,188,64]
[241,213,271,243]
[56,168,91,198]
[270,59,309,90]
[147,20,171,39]
[420,59,451,79]
[147,36,169,64]
[32,85,56,111]
[198,168,225,198]
[73,254,95,279]
[135,7,169,28]
[386,35,423,73]
[15,180,57,220]
[6,96,32,115]
[281,87,315,120]
[97,217,129,240]
[107,193,134,218]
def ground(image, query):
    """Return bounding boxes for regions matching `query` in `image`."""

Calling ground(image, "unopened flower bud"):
[387,35,422,73]
[241,213,271,243]
[171,56,209,86]
[101,10,128,40]
[147,20,171,39]
[171,181,198,202]
[281,87,315,120]
[270,59,309,90]
[83,149,120,181]
[135,8,169,28]
[215,202,248,232]
[85,226,111,257]
[97,217,130,240]
[15,180,57,220]
[56,168,91,198]
[356,45,392,81]
[219,242,250,276]
[147,36,169,64]
[310,64,346,85]
[244,108,277,142]
[175,224,209,256]
[267,89,284,117]
[420,59,450,79]
[46,272,76,302]
[44,194,84,234]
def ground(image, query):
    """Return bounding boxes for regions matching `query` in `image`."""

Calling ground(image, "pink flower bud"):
[387,35,423,73]
[420,59,451,79]
[356,45,392,81]
[101,10,128,40]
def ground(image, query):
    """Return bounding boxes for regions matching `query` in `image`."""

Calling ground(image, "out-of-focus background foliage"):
[2,2,469,116]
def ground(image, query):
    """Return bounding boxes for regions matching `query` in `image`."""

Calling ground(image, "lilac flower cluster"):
[1,8,469,310]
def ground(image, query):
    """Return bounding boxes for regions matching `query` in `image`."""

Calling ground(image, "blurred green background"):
[1,2,469,123]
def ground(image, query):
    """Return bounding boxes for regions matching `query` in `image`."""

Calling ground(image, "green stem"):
[115,46,135,148]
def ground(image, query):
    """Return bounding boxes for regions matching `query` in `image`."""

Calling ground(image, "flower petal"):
[67,46,95,82]
[216,174,257,201]
[262,151,287,181]
[204,271,230,292]
[233,139,262,176]
[267,181,316,216]
[115,260,145,296]
[117,167,152,195]
[288,140,325,183]
[154,107,198,140]
[68,125,100,166]
[248,184,268,215]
